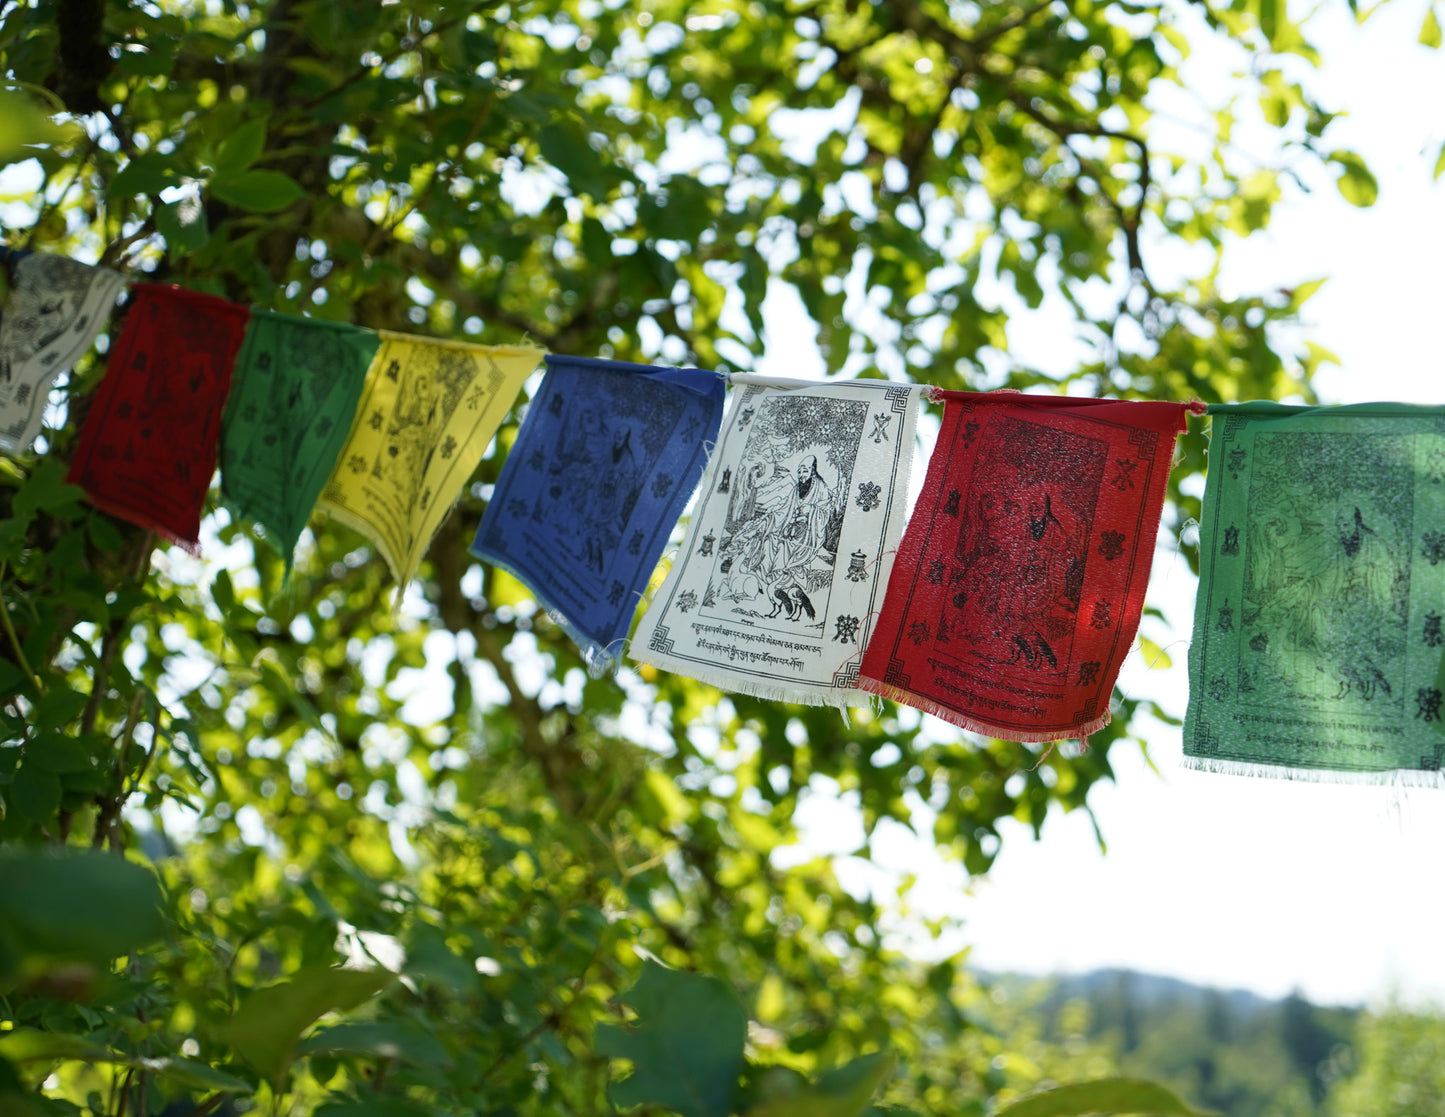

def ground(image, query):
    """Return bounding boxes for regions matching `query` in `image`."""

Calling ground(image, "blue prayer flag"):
[471,354,725,669]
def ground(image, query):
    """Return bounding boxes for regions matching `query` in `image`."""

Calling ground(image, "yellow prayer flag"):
[319,332,544,588]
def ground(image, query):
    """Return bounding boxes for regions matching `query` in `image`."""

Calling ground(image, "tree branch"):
[886,0,1155,283]
[0,565,40,694]
[54,0,111,113]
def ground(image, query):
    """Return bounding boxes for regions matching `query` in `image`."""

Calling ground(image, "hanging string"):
[723,371,847,390]
[0,245,1233,429]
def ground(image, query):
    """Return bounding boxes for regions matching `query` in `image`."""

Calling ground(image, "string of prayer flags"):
[0,252,127,454]
[319,333,544,589]
[67,284,250,551]
[32,241,1445,783]
[1186,402,1445,781]
[220,311,379,568]
[470,354,725,670]
[632,381,924,706]
[859,391,1188,741]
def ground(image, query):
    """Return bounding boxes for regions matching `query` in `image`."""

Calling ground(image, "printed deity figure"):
[723,452,840,608]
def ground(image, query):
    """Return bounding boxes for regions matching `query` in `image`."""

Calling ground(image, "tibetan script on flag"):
[860,392,1187,741]
[471,354,724,669]
[68,285,250,551]
[1186,402,1445,780]
[220,311,379,567]
[319,333,543,588]
[0,253,127,454]
[632,381,923,707]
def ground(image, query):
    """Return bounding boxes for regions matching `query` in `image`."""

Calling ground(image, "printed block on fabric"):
[67,285,251,551]
[220,311,379,567]
[0,253,127,454]
[860,392,1187,741]
[318,333,543,589]
[470,354,725,669]
[631,381,923,707]
[1186,402,1445,780]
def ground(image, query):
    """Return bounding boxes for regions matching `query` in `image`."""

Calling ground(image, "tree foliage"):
[0,0,1369,1111]
[1323,1003,1445,1117]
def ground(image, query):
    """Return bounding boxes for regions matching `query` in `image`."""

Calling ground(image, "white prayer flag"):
[632,381,923,706]
[0,254,127,454]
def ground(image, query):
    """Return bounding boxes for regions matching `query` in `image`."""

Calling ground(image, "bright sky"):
[777,0,1445,1010]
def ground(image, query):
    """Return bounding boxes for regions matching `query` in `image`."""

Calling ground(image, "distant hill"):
[983,966,1289,1014]
[978,968,1359,1117]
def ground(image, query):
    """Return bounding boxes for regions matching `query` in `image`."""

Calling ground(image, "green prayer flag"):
[1186,401,1445,782]
[220,311,379,567]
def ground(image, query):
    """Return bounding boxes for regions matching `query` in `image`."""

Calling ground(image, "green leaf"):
[1435,142,1445,180]
[141,1058,251,1092]
[286,57,349,84]
[1159,25,1191,59]
[0,1053,42,1117]
[537,123,607,198]
[0,1031,249,1092]
[0,92,80,166]
[296,1020,451,1067]
[0,518,28,563]
[1257,0,1284,48]
[1328,150,1379,207]
[155,195,210,254]
[213,116,269,179]
[1137,638,1173,670]
[403,923,481,993]
[30,687,88,731]
[596,961,747,1117]
[210,169,306,213]
[0,847,165,974]
[212,568,237,615]
[315,1102,434,1117]
[7,764,61,822]
[26,731,96,773]
[220,965,393,1081]
[108,152,183,199]
[1421,5,1442,46]
[580,217,613,262]
[505,92,555,125]
[1303,340,1341,375]
[993,1078,1215,1117]
[86,512,125,552]
[1284,277,1326,310]
[0,1029,112,1064]
[13,459,87,520]
[747,1053,896,1117]
[816,1054,895,1107]
[115,39,177,79]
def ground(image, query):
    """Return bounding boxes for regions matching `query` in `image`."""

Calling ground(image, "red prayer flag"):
[859,391,1188,741]
[68,285,250,551]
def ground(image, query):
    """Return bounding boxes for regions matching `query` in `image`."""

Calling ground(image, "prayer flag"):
[470,354,725,669]
[1186,402,1445,781]
[0,252,127,454]
[319,333,543,588]
[67,284,250,551]
[859,391,1187,741]
[632,381,924,706]
[220,311,379,567]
